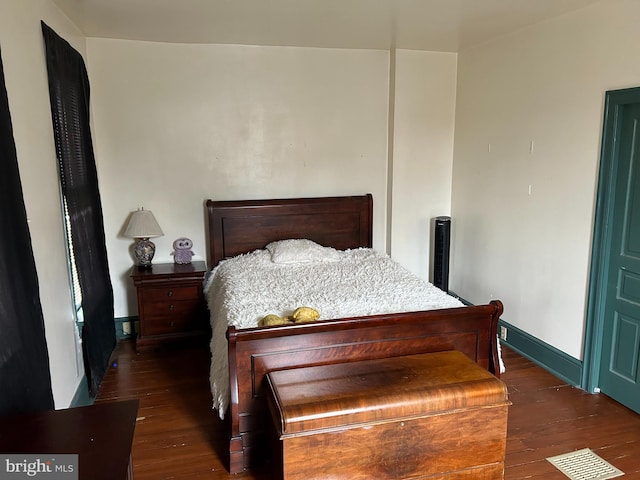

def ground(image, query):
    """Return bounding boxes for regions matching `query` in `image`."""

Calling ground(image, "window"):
[42,22,115,396]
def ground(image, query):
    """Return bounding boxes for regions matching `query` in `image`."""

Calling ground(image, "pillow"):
[265,239,341,264]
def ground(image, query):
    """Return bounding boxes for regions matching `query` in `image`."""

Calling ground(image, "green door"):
[597,100,640,413]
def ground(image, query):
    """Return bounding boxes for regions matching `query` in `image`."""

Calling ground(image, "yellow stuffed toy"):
[259,314,292,327]
[258,307,320,327]
[292,306,320,323]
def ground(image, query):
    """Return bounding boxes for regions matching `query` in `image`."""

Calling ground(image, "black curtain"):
[42,23,115,396]
[0,48,54,414]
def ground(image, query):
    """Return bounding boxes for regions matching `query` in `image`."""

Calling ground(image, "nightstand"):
[131,261,208,350]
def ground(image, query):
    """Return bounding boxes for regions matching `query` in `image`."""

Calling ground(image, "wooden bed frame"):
[205,194,503,474]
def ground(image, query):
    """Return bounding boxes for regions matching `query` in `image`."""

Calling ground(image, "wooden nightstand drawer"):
[142,297,200,318]
[142,313,198,336]
[141,285,200,303]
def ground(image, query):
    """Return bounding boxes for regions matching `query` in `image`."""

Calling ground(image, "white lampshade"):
[124,208,163,239]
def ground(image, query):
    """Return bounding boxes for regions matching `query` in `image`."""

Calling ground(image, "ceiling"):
[51,0,603,52]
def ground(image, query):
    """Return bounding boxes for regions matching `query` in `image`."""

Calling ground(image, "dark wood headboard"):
[206,194,373,267]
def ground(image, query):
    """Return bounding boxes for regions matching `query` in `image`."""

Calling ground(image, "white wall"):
[451,0,640,359]
[0,0,86,407]
[391,50,457,280]
[87,41,460,318]
[87,40,392,317]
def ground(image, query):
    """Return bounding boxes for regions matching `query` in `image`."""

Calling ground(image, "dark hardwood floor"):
[95,340,640,479]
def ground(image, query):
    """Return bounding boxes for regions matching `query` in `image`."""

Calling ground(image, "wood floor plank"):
[96,340,640,479]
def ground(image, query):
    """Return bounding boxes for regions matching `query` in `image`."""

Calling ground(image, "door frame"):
[583,86,640,393]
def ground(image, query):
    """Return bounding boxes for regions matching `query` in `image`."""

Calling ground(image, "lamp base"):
[133,238,156,268]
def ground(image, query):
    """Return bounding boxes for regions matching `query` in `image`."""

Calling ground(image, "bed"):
[205,193,503,474]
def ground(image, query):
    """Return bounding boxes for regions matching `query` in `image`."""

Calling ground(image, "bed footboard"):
[225,300,503,473]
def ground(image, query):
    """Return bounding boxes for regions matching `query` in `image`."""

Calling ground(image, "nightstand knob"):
[167,291,174,297]
[169,304,175,310]
[170,321,175,327]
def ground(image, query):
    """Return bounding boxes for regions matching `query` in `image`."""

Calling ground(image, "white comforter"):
[204,247,464,419]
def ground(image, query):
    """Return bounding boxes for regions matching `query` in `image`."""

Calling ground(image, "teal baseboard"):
[499,319,583,387]
[70,317,137,408]
[115,316,137,340]
[448,291,583,387]
[70,376,94,408]
[447,291,472,306]
[78,317,136,340]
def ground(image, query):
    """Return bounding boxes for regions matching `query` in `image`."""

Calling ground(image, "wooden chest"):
[266,350,510,480]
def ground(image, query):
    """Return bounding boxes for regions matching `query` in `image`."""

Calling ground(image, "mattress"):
[204,245,465,419]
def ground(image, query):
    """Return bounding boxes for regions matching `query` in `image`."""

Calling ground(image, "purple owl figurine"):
[171,237,195,264]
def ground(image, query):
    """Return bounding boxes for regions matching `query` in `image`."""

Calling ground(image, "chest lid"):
[266,350,508,436]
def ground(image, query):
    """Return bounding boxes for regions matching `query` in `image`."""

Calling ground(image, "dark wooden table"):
[0,399,139,479]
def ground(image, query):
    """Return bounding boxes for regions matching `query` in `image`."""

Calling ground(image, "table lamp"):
[124,208,163,268]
